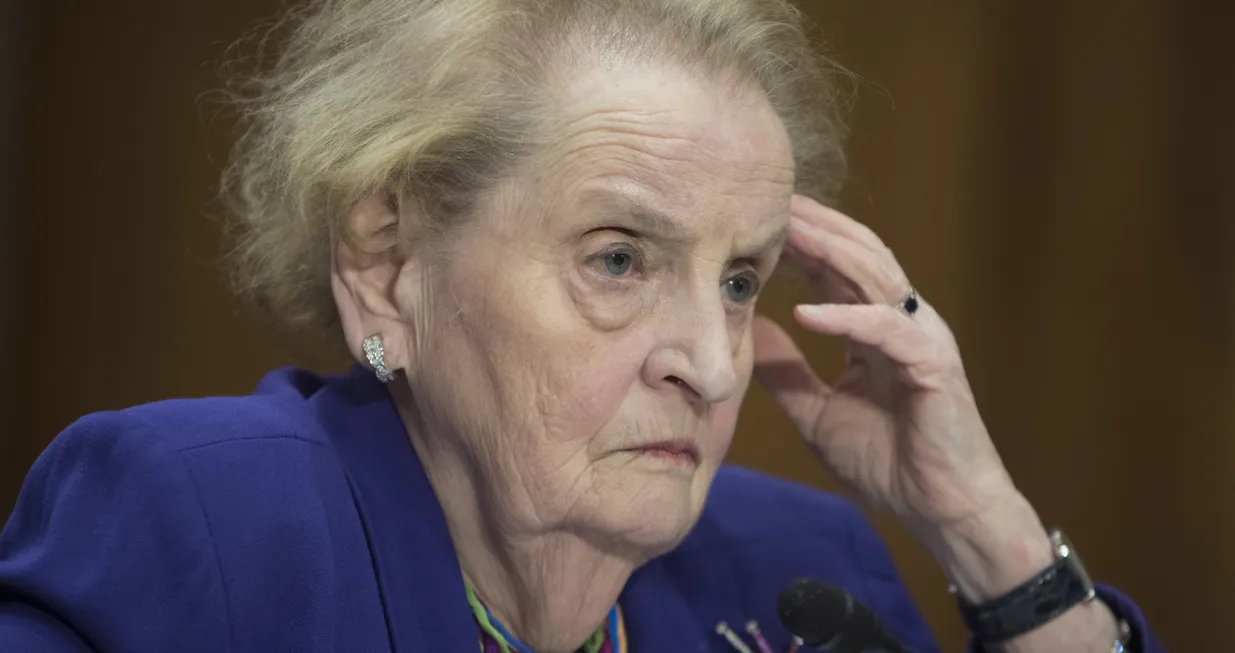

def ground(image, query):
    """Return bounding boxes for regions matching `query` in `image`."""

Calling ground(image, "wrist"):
[919,492,1054,603]
[919,497,1129,651]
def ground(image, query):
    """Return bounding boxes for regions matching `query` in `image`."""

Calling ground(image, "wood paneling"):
[0,0,32,516]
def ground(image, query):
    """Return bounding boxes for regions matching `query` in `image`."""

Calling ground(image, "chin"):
[588,474,708,555]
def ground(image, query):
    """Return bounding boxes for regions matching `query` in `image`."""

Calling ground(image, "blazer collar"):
[311,367,477,652]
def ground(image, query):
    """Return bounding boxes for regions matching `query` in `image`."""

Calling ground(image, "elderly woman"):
[0,1,1164,652]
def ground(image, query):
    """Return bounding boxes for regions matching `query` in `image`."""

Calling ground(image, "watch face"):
[1052,529,1096,598]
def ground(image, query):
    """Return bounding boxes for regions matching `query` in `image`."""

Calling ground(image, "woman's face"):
[402,61,794,554]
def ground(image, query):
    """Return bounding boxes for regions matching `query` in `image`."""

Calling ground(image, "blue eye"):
[724,272,760,303]
[602,250,636,277]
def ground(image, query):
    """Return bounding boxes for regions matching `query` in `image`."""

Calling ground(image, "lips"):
[623,440,700,465]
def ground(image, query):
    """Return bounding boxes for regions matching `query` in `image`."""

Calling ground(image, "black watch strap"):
[957,530,1096,643]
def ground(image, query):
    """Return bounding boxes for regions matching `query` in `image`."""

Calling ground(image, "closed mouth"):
[622,440,700,465]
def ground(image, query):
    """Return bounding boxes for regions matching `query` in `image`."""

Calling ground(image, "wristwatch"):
[956,528,1103,643]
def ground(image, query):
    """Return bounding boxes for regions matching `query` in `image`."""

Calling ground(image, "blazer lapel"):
[314,367,477,653]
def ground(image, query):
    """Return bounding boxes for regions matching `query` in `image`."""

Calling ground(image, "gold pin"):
[715,621,755,653]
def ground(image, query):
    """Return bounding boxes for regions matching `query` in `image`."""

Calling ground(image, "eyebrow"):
[738,225,789,260]
[581,185,789,258]
[584,186,691,241]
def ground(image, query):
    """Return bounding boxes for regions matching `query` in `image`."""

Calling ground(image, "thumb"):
[751,315,831,437]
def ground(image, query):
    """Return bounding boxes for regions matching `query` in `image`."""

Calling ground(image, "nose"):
[642,292,739,404]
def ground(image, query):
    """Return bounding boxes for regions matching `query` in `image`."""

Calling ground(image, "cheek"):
[706,372,749,455]
[566,269,652,333]
[706,326,755,455]
[706,402,741,463]
[479,278,653,453]
[531,343,646,449]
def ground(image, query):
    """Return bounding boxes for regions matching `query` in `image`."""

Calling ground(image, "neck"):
[461,531,630,653]
[395,395,636,653]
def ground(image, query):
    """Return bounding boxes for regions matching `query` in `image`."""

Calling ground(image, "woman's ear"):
[332,193,413,374]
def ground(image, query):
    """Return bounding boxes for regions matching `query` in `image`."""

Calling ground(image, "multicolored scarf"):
[466,583,628,653]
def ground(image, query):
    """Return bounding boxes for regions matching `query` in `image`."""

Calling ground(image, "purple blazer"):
[0,367,1164,652]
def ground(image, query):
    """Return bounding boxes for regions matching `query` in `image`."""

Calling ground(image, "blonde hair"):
[222,0,850,334]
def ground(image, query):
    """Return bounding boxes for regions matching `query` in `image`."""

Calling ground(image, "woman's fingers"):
[787,196,911,306]
[781,246,863,305]
[793,303,960,388]
[751,316,832,435]
[790,194,887,254]
[787,219,908,305]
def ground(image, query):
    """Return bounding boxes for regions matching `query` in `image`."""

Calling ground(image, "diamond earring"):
[362,334,395,383]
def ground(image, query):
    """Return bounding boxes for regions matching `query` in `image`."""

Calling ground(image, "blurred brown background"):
[2,0,1232,649]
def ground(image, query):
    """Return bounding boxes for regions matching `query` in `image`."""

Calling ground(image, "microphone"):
[777,578,914,653]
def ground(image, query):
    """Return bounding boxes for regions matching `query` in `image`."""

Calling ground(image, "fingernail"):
[797,304,829,318]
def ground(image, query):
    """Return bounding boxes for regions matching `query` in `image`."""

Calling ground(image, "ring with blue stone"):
[896,287,920,316]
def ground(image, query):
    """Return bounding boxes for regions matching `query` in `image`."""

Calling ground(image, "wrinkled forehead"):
[547,59,793,171]
[517,59,795,233]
